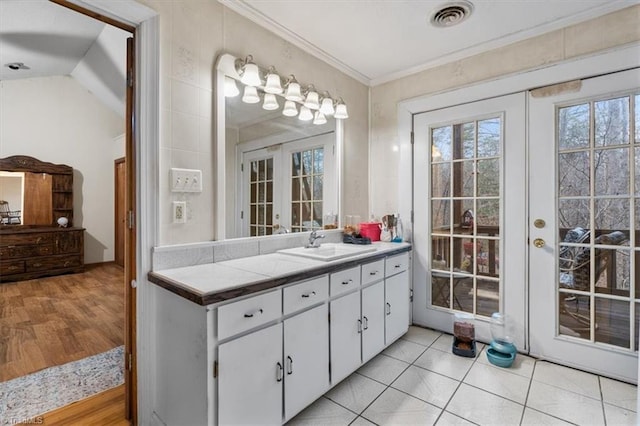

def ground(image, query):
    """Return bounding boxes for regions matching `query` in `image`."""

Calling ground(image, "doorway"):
[412,68,639,383]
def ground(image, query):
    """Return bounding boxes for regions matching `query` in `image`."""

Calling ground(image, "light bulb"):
[313,111,327,125]
[224,76,239,97]
[334,100,348,119]
[319,97,335,115]
[240,61,261,87]
[282,100,298,117]
[262,93,279,110]
[284,76,303,102]
[298,106,313,121]
[242,85,260,104]
[303,87,320,110]
[264,71,283,94]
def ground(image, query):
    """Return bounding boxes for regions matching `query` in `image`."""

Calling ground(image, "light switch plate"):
[172,201,187,223]
[170,168,203,192]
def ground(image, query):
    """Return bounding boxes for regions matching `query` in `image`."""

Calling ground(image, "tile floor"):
[287,326,638,426]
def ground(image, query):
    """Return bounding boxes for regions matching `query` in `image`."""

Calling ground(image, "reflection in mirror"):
[215,53,344,239]
[0,172,24,224]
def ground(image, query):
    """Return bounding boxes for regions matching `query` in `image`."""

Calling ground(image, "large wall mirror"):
[215,53,344,240]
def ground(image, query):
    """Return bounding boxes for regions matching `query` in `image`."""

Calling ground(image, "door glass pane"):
[429,118,502,317]
[556,93,636,345]
[248,158,274,236]
[635,95,640,143]
[559,103,589,150]
[635,148,640,195]
[594,97,630,146]
[290,148,323,233]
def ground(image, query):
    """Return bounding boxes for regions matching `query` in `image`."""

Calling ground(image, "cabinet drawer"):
[218,290,282,340]
[0,260,24,275]
[0,244,53,259]
[361,259,385,286]
[0,233,53,246]
[283,275,329,315]
[330,266,361,297]
[385,252,409,277]
[26,255,81,272]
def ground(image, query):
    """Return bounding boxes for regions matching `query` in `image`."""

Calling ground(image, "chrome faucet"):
[305,230,325,248]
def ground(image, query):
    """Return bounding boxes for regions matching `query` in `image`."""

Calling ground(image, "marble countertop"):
[148,242,411,306]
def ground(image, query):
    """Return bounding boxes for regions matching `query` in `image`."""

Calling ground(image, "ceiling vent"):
[4,62,30,71]
[430,1,474,28]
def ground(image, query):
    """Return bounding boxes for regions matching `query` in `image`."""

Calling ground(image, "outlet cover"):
[172,201,187,223]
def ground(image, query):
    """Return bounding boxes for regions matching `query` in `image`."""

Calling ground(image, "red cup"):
[359,222,381,241]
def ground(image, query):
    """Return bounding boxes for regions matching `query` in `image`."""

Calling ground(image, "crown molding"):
[219,0,371,86]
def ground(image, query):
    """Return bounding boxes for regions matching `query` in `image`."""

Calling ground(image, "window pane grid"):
[556,92,638,351]
[249,158,274,237]
[291,148,324,233]
[430,118,502,317]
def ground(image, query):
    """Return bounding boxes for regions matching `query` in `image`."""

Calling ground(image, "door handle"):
[286,356,293,375]
[386,302,391,316]
[533,238,545,248]
[357,319,362,333]
[363,316,369,330]
[276,362,283,382]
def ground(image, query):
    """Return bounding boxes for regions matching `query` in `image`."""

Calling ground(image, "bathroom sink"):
[278,243,376,261]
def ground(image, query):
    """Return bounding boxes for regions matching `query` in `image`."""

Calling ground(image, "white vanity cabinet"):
[218,277,330,425]
[151,245,411,426]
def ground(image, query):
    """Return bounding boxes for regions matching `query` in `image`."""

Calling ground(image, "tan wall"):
[139,0,370,245]
[369,5,640,217]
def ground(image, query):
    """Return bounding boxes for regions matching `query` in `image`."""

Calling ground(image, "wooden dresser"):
[0,227,84,282]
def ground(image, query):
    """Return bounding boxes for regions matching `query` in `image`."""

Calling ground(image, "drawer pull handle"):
[342,279,353,286]
[363,316,369,330]
[286,356,293,375]
[244,309,263,318]
[386,302,391,316]
[33,263,42,268]
[8,265,19,271]
[369,271,379,276]
[36,237,42,244]
[301,291,316,299]
[64,261,72,267]
[276,362,283,382]
[394,264,402,269]
[357,319,362,334]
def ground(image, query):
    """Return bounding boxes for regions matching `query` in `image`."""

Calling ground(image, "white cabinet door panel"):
[284,304,330,421]
[330,291,361,384]
[385,271,410,344]
[362,281,385,362]
[218,323,283,425]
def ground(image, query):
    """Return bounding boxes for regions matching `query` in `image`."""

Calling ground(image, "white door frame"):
[398,44,640,362]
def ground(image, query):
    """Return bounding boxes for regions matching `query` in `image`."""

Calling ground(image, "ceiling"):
[222,0,637,86]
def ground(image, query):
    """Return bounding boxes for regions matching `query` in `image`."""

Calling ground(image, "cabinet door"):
[385,270,410,344]
[56,231,82,254]
[284,304,330,421]
[330,291,361,384]
[218,323,283,426]
[361,281,385,362]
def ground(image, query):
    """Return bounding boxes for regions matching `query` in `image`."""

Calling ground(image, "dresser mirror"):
[0,155,74,228]
[215,53,343,240]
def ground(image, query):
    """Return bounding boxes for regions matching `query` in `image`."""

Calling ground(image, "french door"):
[529,68,640,382]
[413,93,527,348]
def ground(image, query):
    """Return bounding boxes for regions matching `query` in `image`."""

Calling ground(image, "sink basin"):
[278,243,376,261]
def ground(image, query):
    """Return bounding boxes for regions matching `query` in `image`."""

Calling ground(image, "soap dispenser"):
[392,213,403,242]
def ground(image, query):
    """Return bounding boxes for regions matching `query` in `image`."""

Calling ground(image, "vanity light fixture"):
[313,111,327,125]
[264,67,283,94]
[236,55,262,87]
[334,98,349,120]
[263,93,279,110]
[282,100,298,117]
[242,85,260,104]
[303,85,320,110]
[298,106,313,121]
[319,93,335,116]
[284,75,304,102]
[224,76,240,97]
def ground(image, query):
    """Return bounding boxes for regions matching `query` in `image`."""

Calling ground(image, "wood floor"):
[24,385,130,426]
[0,262,124,382]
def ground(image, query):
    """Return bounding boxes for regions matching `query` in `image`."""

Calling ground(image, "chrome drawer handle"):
[357,319,362,334]
[342,279,353,285]
[386,302,391,316]
[363,316,369,330]
[276,362,283,382]
[369,271,379,276]
[286,356,293,375]
[394,264,402,269]
[301,291,316,298]
[244,309,263,318]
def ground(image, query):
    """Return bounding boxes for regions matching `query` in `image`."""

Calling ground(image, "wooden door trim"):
[47,1,137,423]
[114,158,125,268]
